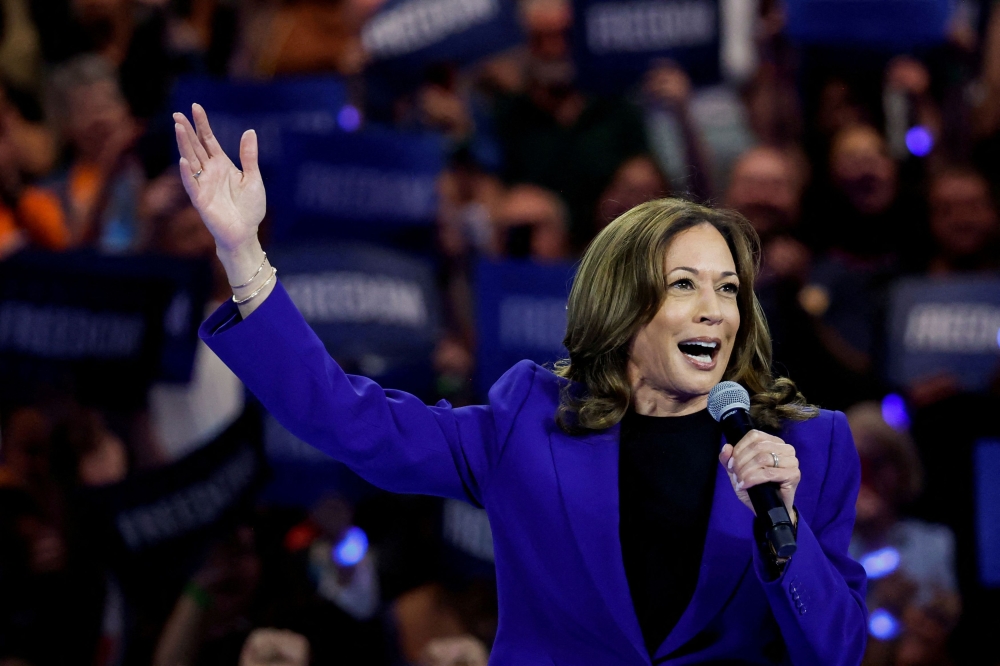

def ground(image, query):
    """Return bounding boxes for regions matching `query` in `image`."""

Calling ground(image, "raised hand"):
[173,104,265,253]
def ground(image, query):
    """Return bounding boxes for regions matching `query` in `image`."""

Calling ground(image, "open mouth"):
[677,339,720,365]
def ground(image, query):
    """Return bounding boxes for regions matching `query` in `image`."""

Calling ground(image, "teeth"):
[685,341,718,348]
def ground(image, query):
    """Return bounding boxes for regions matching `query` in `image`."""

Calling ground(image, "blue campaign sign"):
[571,0,721,93]
[785,0,950,47]
[267,128,444,242]
[886,277,1000,392]
[170,76,349,167]
[0,251,211,407]
[362,0,524,77]
[475,258,576,396]
[269,241,440,388]
[974,439,1000,587]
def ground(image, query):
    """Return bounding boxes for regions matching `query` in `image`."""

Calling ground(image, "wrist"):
[217,239,264,284]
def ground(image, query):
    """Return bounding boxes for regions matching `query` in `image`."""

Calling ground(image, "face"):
[725,149,799,238]
[929,174,999,259]
[830,126,897,216]
[628,224,741,413]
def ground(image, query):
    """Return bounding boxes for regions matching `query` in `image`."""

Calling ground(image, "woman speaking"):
[173,105,867,665]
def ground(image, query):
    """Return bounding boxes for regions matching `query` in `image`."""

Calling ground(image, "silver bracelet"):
[232,267,277,305]
[229,252,267,289]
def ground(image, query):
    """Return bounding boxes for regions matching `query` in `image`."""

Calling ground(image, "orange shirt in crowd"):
[0,186,70,256]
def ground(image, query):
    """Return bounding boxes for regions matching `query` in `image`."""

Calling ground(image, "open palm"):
[173,104,266,252]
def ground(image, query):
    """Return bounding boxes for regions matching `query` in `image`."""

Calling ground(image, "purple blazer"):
[200,282,868,665]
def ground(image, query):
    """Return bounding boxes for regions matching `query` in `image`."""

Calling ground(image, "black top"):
[618,408,721,655]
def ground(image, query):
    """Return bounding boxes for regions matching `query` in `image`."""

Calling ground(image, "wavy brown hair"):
[554,198,816,434]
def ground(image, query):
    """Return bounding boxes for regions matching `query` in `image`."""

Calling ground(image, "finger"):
[734,443,798,473]
[737,466,801,491]
[178,157,200,198]
[174,112,210,165]
[174,121,202,171]
[718,443,734,469]
[239,129,259,179]
[192,103,224,158]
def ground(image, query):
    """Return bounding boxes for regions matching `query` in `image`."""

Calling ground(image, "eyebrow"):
[668,266,738,278]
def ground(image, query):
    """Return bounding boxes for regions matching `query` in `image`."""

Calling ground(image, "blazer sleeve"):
[753,411,869,666]
[198,281,535,506]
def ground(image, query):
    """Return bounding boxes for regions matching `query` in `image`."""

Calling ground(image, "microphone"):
[708,382,797,559]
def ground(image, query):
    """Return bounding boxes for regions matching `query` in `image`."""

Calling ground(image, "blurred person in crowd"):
[0,0,43,95]
[172,106,867,663]
[797,124,919,405]
[925,165,999,275]
[436,149,504,401]
[239,628,309,666]
[30,0,181,118]
[419,635,489,666]
[153,523,265,666]
[0,405,123,665]
[640,62,713,200]
[495,0,648,248]
[596,155,670,233]
[141,172,245,461]
[0,86,68,257]
[846,402,960,666]
[45,54,146,253]
[901,165,1000,410]
[492,183,570,262]
[233,0,369,78]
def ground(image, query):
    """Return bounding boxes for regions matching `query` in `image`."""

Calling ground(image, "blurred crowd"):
[0,0,999,665]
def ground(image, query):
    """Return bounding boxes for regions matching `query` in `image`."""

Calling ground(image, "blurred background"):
[0,0,998,664]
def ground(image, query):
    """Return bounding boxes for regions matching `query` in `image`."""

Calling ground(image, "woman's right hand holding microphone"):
[173,104,274,316]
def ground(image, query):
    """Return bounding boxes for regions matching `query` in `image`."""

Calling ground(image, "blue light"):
[996,326,1000,349]
[869,608,902,640]
[905,126,933,157]
[881,393,910,431]
[332,526,368,566]
[859,546,901,579]
[338,105,362,132]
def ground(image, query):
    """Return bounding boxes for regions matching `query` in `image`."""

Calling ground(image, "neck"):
[630,377,707,417]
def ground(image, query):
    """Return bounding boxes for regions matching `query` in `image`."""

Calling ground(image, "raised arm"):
[174,105,273,317]
[174,105,527,504]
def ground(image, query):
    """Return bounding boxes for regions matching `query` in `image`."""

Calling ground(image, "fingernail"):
[730,473,737,485]
[737,480,744,490]
[727,457,733,470]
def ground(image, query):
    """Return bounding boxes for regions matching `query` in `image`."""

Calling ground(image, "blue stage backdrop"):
[0,251,211,407]
[571,0,721,94]
[887,277,1000,393]
[170,76,348,168]
[260,242,441,505]
[267,129,444,243]
[785,0,950,46]
[475,258,576,397]
[362,0,524,80]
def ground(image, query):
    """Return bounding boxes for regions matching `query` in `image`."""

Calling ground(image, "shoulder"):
[781,409,856,466]
[487,360,563,412]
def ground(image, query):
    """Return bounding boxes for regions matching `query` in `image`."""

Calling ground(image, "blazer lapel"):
[653,436,754,661]
[549,424,649,663]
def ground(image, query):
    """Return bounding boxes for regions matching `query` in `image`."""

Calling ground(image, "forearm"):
[152,593,209,666]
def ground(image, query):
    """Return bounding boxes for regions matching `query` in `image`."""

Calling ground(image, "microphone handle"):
[720,410,798,559]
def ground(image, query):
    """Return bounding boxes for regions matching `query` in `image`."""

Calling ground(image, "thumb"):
[239,129,260,179]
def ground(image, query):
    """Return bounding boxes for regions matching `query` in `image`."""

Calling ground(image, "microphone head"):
[708,381,751,422]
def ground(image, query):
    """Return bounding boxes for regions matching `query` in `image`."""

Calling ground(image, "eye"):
[719,282,739,294]
[669,278,694,290]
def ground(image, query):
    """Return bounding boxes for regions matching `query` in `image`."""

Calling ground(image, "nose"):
[696,285,724,325]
